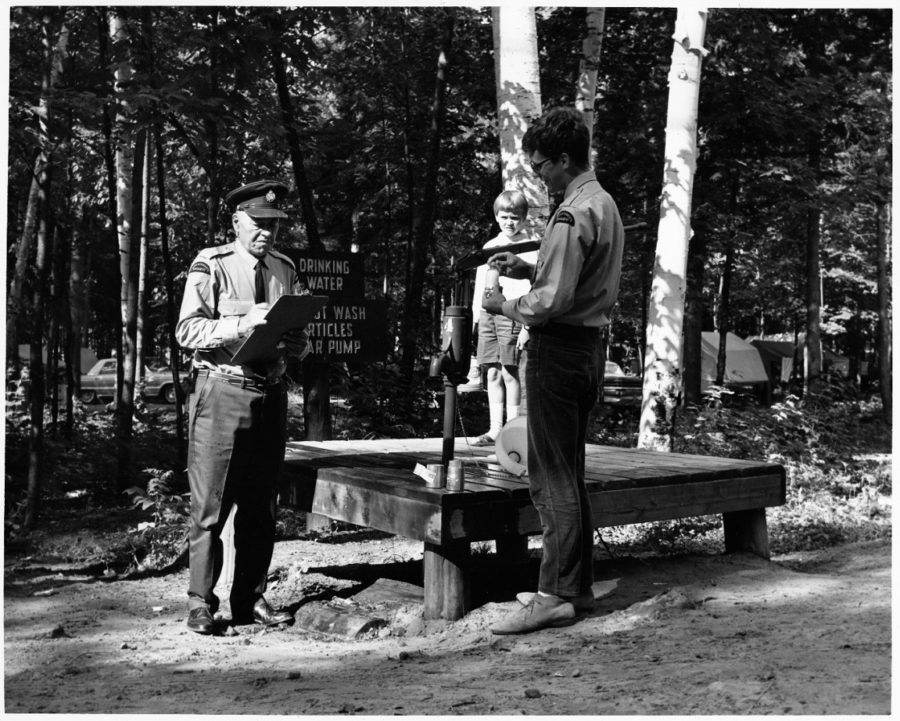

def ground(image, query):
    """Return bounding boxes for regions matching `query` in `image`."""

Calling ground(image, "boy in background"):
[468,190,538,446]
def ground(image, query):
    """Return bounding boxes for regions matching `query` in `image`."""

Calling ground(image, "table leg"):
[723,508,770,558]
[305,512,332,532]
[423,541,471,621]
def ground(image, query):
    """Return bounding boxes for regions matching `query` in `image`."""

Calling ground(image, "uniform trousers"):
[186,372,287,613]
[525,325,602,598]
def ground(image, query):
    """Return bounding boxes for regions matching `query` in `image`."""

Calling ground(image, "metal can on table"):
[426,463,445,488]
[446,459,465,491]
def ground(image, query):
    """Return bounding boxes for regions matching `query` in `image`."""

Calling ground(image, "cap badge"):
[265,190,276,203]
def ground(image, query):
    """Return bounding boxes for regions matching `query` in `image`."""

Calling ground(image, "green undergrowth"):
[4,377,892,573]
[596,382,892,558]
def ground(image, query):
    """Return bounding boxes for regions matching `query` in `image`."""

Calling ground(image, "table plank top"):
[282,437,785,508]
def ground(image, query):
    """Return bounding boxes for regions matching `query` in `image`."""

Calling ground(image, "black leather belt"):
[531,322,600,341]
[196,369,281,392]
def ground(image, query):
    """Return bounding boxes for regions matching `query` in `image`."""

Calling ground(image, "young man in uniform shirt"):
[481,108,625,634]
[176,179,309,634]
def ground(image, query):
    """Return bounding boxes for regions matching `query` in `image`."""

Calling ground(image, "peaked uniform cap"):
[225,180,290,219]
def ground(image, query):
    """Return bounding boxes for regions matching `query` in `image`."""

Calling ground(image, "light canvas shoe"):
[515,590,595,613]
[490,593,576,635]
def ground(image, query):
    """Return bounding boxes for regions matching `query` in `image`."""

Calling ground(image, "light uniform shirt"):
[176,240,310,377]
[501,171,624,329]
[470,230,539,325]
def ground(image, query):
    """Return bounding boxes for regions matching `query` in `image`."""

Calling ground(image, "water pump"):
[429,305,472,465]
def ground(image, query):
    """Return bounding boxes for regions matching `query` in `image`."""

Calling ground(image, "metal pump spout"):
[429,305,472,465]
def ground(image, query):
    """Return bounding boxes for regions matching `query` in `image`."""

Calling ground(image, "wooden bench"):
[279,438,786,621]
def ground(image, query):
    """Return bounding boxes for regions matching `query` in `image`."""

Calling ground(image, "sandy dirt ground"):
[4,533,891,715]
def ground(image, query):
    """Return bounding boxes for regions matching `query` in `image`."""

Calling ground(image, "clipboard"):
[230,294,329,365]
[453,240,541,272]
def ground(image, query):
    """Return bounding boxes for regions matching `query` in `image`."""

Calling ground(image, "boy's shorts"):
[476,311,521,367]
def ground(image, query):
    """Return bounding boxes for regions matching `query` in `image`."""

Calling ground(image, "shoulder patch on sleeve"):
[189,261,211,275]
[555,210,576,226]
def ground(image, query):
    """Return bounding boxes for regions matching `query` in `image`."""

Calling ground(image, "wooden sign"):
[306,299,391,362]
[284,250,365,301]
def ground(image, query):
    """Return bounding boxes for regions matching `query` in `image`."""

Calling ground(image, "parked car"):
[602,361,642,406]
[79,358,187,404]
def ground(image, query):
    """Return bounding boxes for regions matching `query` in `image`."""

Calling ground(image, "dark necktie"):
[254,260,267,303]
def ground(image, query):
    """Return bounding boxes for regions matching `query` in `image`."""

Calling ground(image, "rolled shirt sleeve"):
[502,215,584,327]
[500,172,624,330]
[175,257,246,350]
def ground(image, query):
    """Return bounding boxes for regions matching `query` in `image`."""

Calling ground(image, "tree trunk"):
[204,9,219,247]
[875,199,891,421]
[682,222,706,405]
[492,6,547,224]
[399,12,455,385]
[270,40,323,251]
[7,16,69,371]
[136,134,151,380]
[302,357,331,441]
[23,11,62,531]
[575,7,605,147]
[715,176,738,386]
[804,134,823,394]
[68,214,88,435]
[110,9,140,493]
[47,224,64,434]
[638,9,708,451]
[715,239,735,386]
[99,6,123,391]
[154,122,187,466]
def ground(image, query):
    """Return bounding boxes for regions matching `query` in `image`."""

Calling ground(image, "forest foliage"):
[7,6,891,369]
[5,7,892,529]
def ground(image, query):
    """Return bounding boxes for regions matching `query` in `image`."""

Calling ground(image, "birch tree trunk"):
[7,17,68,369]
[492,6,547,225]
[805,135,823,394]
[638,8,708,451]
[575,7,605,148]
[136,135,151,380]
[110,9,140,492]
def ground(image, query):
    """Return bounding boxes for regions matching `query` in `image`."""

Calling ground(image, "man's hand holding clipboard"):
[231,294,329,365]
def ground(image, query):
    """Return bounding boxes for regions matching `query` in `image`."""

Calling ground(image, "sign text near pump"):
[306,300,391,361]
[288,251,365,299]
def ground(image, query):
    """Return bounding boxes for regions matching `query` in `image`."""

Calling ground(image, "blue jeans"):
[525,327,601,597]
[187,373,287,612]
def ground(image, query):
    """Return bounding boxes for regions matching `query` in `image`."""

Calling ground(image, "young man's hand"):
[486,252,533,280]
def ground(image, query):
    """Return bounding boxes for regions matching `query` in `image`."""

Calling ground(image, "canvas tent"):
[700,332,769,391]
[749,339,795,385]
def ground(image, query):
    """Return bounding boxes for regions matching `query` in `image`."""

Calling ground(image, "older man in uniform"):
[482,108,624,634]
[176,179,309,634]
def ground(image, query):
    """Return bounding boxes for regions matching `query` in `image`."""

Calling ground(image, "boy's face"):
[496,210,525,238]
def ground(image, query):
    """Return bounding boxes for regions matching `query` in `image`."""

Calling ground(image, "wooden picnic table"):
[279,438,785,621]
